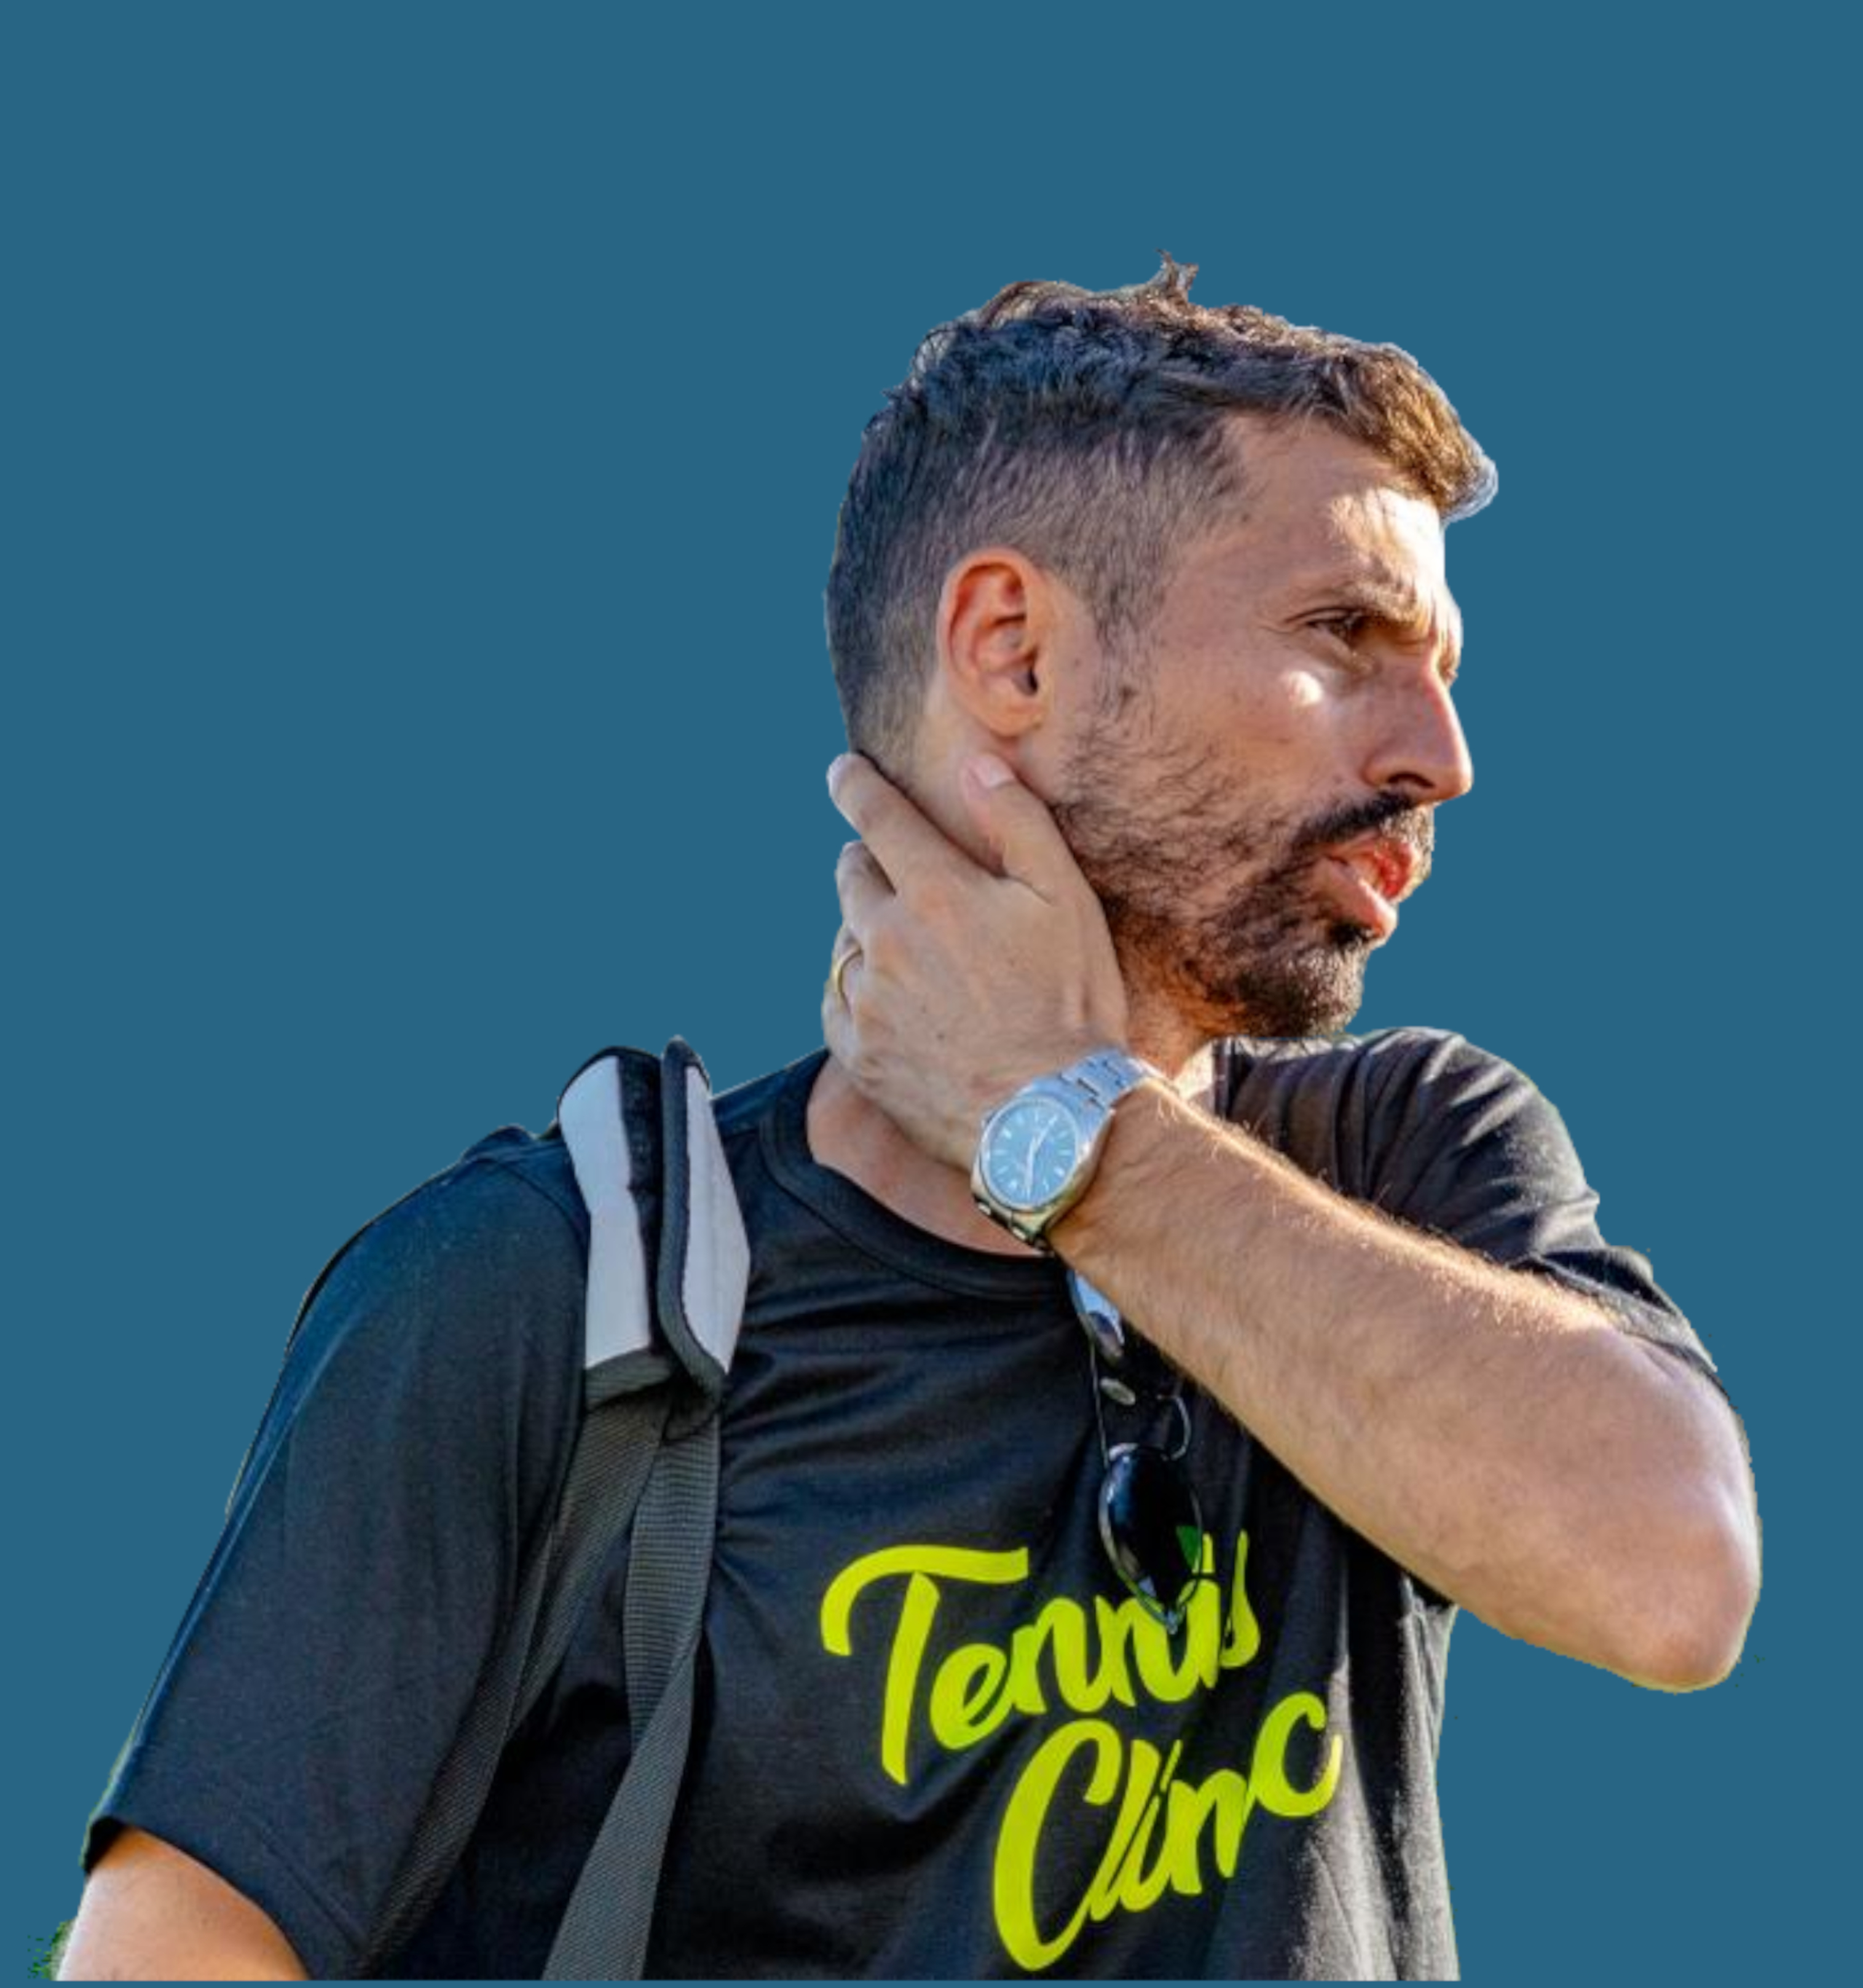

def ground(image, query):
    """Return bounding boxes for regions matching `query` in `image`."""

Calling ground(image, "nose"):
[1363,675,1474,806]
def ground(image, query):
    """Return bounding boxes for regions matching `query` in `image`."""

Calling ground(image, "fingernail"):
[968,753,1014,790]
[827,755,848,795]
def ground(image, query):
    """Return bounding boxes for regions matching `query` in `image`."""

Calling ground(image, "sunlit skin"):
[1049,427,1467,1048]
[809,414,1468,1254]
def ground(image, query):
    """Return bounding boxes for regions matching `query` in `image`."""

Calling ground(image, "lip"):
[1345,835,1416,901]
[1322,854,1400,940]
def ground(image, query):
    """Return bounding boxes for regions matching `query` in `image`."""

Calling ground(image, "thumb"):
[962,752,1073,896]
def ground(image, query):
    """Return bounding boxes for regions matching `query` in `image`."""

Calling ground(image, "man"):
[65,257,1759,1979]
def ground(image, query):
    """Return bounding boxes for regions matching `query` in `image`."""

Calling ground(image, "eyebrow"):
[1301,573,1465,672]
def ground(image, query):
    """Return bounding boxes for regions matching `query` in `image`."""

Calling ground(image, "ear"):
[934,546,1070,736]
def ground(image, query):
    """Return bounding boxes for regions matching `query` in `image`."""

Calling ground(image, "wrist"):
[1046,1073,1176,1258]
[969,1047,1164,1254]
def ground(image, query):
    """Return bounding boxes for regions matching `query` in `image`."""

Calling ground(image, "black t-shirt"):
[83,1029,1727,1979]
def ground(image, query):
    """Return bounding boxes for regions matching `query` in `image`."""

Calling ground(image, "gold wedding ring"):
[830,943,862,1005]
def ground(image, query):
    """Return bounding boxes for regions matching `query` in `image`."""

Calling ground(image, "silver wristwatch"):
[970,1047,1164,1254]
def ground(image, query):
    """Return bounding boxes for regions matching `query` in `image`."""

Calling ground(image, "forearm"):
[1051,1080,1758,1688]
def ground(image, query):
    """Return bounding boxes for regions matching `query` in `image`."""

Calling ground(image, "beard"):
[1050,705,1427,1041]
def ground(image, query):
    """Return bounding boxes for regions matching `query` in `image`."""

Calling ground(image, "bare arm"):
[1052,1079,1761,1690]
[813,750,1760,1690]
[59,1828,307,1981]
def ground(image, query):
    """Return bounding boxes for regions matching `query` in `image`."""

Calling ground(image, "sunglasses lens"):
[1098,1444,1205,1632]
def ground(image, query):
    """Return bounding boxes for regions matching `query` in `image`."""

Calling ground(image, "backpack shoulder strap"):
[557,1036,749,1404]
[514,1034,749,1740]
[538,1037,747,1980]
[364,1037,749,1979]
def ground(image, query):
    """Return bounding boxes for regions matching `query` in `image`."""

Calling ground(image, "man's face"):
[1049,417,1471,1040]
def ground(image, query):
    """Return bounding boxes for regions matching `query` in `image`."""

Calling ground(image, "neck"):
[805,1039,1221,1259]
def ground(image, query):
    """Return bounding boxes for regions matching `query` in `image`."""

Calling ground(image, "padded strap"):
[653,1040,751,1399]
[560,1052,657,1368]
[559,1040,750,1397]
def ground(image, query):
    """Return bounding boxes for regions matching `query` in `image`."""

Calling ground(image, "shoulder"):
[301,1129,589,1364]
[1224,1026,1545,1134]
[1220,1026,1532,1180]
[1220,1027,1612,1240]
[1224,1023,1512,1091]
[239,1128,593,1532]
[79,1130,601,1982]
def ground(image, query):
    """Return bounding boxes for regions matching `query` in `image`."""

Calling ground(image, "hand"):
[821,750,1130,1173]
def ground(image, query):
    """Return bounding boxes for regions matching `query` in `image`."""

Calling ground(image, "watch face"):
[983,1095,1081,1211]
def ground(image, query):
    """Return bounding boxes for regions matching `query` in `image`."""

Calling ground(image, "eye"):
[1309,611,1374,658]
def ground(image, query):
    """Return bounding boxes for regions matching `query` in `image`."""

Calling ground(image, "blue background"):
[9,3,1841,1976]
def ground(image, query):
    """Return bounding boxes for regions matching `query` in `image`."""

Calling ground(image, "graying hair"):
[824,253,1495,777]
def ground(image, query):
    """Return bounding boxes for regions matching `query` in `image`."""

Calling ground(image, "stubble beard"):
[1051,722,1379,1043]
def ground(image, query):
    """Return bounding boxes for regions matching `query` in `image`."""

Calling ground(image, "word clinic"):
[819,1533,1343,1970]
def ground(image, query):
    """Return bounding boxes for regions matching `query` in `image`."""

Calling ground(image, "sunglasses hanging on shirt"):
[1067,1268,1213,1635]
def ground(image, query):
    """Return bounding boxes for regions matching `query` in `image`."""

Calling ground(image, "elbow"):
[1617,1480,1762,1694]
[1603,1346,1760,1693]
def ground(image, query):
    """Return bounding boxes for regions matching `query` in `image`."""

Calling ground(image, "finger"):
[960,753,1086,905]
[833,839,893,940]
[827,753,977,901]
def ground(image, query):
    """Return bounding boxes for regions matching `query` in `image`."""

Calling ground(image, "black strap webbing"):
[513,1386,675,1742]
[543,1411,721,1981]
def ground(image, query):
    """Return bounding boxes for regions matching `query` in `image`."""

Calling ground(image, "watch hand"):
[1026,1122,1056,1200]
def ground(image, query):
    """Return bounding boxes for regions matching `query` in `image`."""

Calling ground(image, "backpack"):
[235,1037,749,1980]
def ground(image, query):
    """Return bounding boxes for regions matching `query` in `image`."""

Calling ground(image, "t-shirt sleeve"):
[1361,1029,1728,1404]
[79,1151,586,1981]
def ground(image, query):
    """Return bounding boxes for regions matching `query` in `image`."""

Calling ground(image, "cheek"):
[1233,670,1329,755]
[1280,669,1328,714]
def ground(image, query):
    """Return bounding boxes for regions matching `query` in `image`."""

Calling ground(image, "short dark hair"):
[824,254,1496,778]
